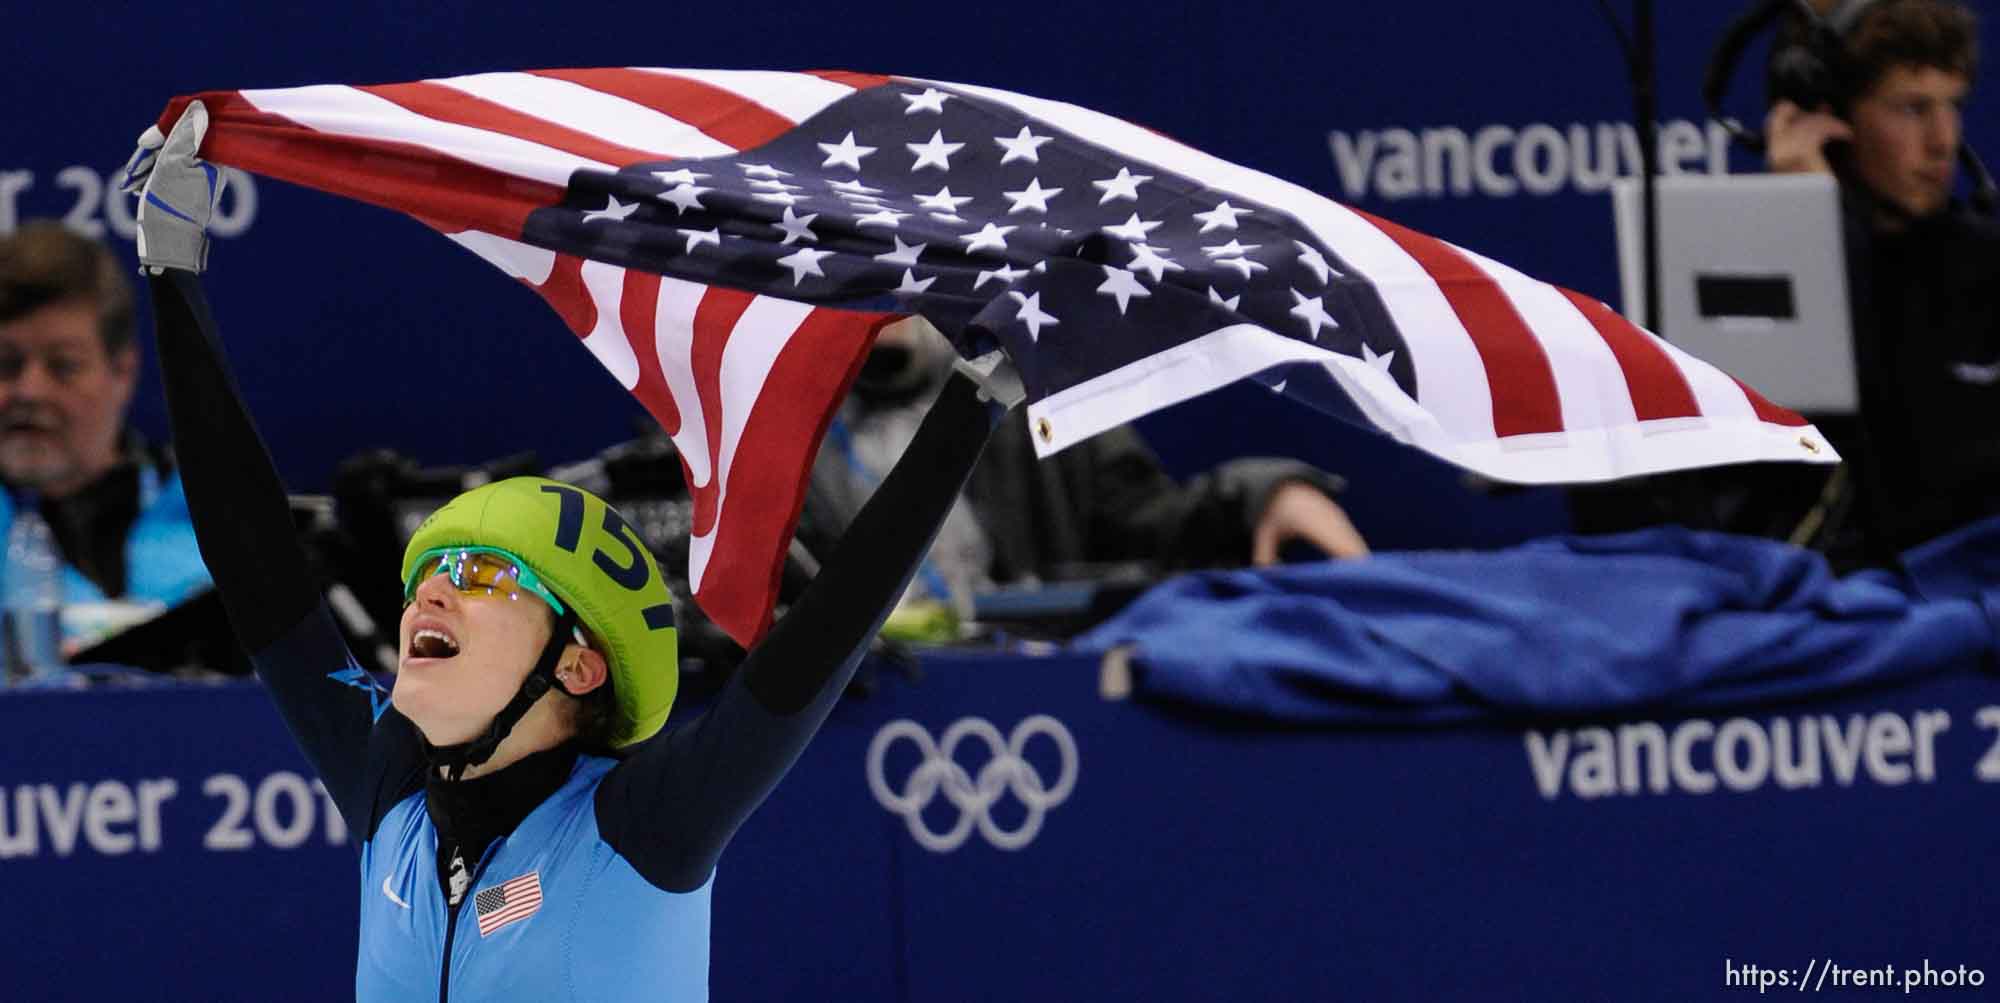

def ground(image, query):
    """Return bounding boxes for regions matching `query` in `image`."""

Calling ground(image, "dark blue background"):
[4,656,1994,1001]
[7,2,1997,553]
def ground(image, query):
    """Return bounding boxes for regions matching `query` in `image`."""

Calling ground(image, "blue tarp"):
[1072,517,2000,724]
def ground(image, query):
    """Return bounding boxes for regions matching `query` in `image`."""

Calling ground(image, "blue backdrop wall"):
[8,1,1997,549]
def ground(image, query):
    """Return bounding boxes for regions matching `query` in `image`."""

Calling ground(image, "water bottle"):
[4,503,66,684]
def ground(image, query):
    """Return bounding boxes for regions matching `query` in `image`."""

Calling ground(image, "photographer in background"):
[798,317,1367,621]
[1764,0,1999,557]
[0,221,212,645]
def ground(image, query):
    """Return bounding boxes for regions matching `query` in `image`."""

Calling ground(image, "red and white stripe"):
[926,78,1833,484]
[164,69,898,644]
[485,255,891,645]
[475,870,543,937]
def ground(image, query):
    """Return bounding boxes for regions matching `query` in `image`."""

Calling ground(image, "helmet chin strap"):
[425,611,583,782]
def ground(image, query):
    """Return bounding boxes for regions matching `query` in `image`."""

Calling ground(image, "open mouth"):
[409,628,461,661]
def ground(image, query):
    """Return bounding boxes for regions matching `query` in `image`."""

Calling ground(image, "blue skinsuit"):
[358,757,710,1001]
[150,269,997,1001]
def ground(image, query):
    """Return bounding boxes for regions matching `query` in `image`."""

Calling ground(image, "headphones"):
[1703,0,1997,213]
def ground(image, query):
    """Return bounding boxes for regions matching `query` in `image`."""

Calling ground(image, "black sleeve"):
[148,271,424,837]
[595,371,1003,891]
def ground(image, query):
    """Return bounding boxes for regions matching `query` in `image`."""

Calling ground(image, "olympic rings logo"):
[865,715,1079,853]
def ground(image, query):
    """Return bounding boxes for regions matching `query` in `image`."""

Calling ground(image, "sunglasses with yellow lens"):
[403,547,568,616]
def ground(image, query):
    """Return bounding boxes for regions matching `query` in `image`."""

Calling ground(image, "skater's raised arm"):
[134,103,423,835]
[596,363,1012,891]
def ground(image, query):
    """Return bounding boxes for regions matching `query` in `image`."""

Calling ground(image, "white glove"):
[951,349,1027,409]
[120,101,226,274]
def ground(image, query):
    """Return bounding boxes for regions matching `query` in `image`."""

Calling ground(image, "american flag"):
[474,869,542,936]
[148,68,1833,643]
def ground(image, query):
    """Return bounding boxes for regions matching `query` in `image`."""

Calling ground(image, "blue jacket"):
[0,465,212,636]
[1076,519,2000,724]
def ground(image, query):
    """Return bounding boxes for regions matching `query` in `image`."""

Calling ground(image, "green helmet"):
[401,476,679,747]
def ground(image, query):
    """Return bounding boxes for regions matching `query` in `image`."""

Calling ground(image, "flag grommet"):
[1036,416,1053,443]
